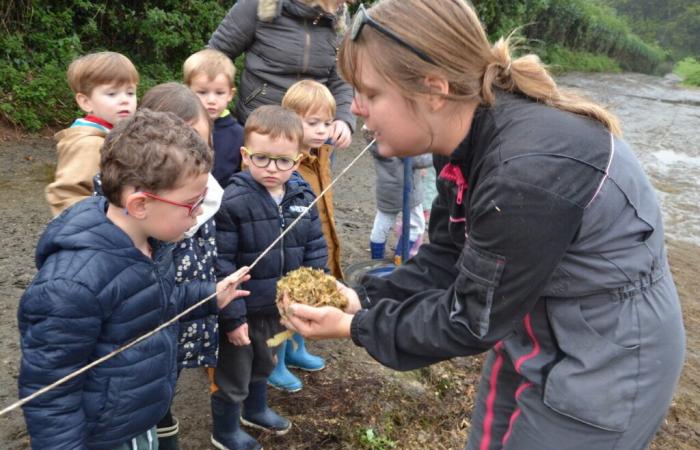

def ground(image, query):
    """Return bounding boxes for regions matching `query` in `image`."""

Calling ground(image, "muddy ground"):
[1,73,699,449]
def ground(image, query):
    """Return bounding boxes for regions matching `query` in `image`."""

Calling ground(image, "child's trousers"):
[370,206,425,244]
[211,315,284,404]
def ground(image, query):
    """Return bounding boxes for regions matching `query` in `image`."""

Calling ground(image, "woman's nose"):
[351,96,367,117]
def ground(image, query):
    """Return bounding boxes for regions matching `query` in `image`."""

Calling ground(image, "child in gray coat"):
[366,127,433,262]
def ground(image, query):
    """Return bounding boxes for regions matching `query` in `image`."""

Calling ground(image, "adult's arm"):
[18,280,102,449]
[327,63,356,133]
[352,174,583,371]
[208,0,259,59]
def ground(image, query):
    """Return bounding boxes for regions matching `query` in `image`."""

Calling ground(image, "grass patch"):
[674,57,700,87]
[542,45,622,74]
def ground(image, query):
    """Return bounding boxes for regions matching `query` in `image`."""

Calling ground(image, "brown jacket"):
[45,126,106,217]
[296,144,343,279]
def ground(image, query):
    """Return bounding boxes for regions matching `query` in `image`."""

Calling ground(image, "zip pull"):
[278,205,285,228]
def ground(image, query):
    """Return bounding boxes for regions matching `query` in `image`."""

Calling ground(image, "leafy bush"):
[541,45,622,74]
[674,57,700,87]
[1,0,228,131]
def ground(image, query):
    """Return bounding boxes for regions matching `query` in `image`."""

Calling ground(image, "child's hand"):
[227,323,250,346]
[216,266,251,310]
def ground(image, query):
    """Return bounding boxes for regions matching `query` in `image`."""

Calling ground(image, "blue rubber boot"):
[267,342,303,392]
[370,241,386,260]
[285,333,325,372]
[210,396,261,450]
[241,381,292,435]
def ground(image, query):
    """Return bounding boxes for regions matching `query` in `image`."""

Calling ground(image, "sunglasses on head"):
[350,4,436,65]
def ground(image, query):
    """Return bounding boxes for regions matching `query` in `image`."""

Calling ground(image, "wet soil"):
[1,73,699,449]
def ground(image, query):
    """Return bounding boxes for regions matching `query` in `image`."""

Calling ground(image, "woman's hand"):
[283,303,354,339]
[331,120,352,149]
[336,280,362,314]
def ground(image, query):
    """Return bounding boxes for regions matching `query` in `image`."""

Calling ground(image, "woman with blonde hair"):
[284,1,685,449]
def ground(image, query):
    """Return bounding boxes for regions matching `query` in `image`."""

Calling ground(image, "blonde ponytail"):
[339,0,621,136]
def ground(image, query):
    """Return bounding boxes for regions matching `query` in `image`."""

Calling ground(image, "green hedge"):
[0,0,671,131]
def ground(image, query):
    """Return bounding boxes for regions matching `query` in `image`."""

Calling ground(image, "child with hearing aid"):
[18,109,249,450]
[46,51,138,216]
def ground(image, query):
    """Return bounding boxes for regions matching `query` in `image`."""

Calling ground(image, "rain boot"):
[267,341,303,392]
[210,395,261,450]
[285,333,325,371]
[156,409,181,450]
[370,241,386,260]
[241,381,292,435]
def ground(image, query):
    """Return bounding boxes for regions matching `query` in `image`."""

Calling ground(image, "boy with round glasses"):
[210,105,327,450]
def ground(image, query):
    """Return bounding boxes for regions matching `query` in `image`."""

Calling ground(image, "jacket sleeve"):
[45,135,103,217]
[302,203,328,270]
[18,280,102,449]
[207,0,258,59]
[327,63,356,132]
[173,281,218,321]
[214,197,247,330]
[351,174,583,371]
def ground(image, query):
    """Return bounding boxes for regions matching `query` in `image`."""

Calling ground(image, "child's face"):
[189,73,234,120]
[141,172,209,242]
[301,109,333,150]
[242,133,300,192]
[76,83,137,125]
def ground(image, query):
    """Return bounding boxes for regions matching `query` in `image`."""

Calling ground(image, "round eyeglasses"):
[242,146,302,171]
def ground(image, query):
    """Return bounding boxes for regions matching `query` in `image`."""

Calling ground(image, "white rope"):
[0,140,375,418]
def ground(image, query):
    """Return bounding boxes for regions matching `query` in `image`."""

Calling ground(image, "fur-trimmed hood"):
[258,0,348,34]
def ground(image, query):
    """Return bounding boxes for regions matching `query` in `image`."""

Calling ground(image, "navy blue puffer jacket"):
[215,171,327,331]
[17,196,216,449]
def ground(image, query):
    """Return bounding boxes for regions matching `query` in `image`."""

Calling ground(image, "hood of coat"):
[258,0,348,34]
[53,124,107,144]
[35,196,152,270]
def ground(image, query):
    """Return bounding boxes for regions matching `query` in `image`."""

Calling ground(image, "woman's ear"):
[124,192,148,219]
[423,74,450,112]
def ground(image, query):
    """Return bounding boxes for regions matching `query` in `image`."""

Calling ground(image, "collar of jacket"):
[258,0,347,34]
[233,170,308,203]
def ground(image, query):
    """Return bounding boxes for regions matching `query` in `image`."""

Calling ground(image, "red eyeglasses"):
[140,187,208,217]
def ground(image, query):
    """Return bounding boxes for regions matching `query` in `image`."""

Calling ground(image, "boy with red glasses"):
[209,105,327,450]
[18,109,250,450]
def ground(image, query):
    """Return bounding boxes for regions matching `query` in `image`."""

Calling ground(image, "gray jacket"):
[370,142,432,213]
[209,0,355,130]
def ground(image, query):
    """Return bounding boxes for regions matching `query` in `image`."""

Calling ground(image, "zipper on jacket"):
[278,204,286,275]
[244,83,267,105]
[302,19,311,74]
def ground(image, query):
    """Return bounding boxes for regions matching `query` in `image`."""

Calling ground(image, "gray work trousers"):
[466,268,684,450]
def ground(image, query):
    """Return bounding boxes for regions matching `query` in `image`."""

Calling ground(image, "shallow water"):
[558,72,700,245]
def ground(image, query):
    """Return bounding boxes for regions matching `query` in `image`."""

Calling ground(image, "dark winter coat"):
[17,196,217,449]
[212,113,244,188]
[215,171,327,332]
[351,91,684,435]
[370,143,433,213]
[208,0,356,130]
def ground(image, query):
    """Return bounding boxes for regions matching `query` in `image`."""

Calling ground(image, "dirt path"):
[1,73,699,449]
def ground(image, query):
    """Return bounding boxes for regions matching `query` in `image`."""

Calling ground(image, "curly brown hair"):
[100,109,213,206]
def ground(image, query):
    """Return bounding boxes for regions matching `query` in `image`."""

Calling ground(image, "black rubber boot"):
[241,381,291,435]
[156,408,181,450]
[210,395,262,450]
